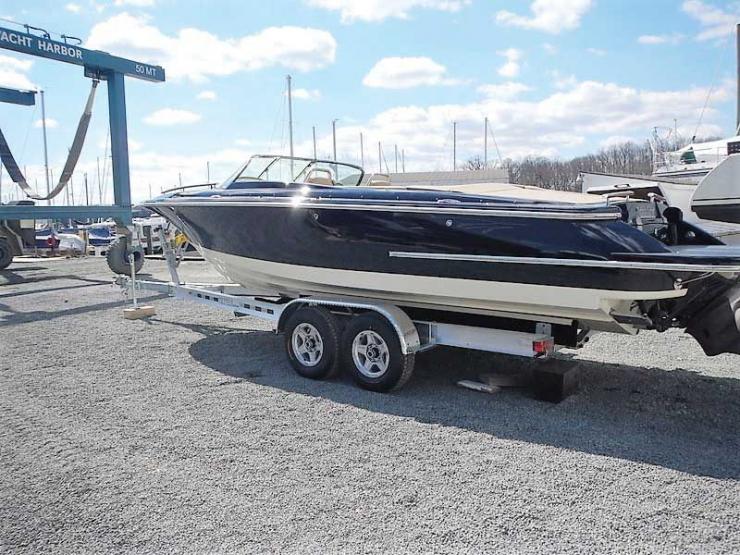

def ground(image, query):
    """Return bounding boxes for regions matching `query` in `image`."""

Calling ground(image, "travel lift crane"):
[0,21,165,271]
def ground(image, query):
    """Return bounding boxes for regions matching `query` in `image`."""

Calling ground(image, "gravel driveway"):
[1,257,739,554]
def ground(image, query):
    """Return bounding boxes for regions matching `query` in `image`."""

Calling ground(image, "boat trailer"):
[116,233,579,401]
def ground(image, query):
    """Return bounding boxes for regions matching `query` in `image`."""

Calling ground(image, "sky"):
[0,0,739,203]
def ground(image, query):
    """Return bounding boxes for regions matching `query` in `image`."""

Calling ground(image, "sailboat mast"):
[484,117,488,168]
[452,121,457,171]
[360,132,364,167]
[286,75,294,158]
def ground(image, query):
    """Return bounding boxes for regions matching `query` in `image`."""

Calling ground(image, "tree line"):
[465,135,718,191]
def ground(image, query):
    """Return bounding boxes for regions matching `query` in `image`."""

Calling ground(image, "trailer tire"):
[0,239,12,271]
[342,313,415,392]
[106,237,144,275]
[284,307,341,380]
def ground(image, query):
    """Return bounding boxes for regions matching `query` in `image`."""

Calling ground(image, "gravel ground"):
[1,256,739,554]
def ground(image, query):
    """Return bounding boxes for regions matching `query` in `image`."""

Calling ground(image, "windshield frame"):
[224,154,365,187]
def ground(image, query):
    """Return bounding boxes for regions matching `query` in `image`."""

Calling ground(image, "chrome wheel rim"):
[352,330,390,378]
[291,323,324,367]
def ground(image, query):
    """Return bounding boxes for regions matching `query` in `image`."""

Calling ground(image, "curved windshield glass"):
[227,155,364,187]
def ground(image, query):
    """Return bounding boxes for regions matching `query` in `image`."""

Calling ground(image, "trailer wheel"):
[342,313,415,392]
[284,307,341,380]
[106,237,144,275]
[0,239,12,271]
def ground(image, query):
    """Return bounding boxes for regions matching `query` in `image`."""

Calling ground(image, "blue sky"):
[0,0,739,202]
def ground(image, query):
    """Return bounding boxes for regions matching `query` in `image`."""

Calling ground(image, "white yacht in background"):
[651,135,740,183]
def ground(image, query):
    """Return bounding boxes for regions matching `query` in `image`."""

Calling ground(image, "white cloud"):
[477,82,531,100]
[144,108,202,126]
[363,56,459,89]
[0,55,35,89]
[86,13,337,82]
[497,49,522,78]
[682,1,739,42]
[586,47,606,56]
[289,88,321,100]
[542,42,557,54]
[296,78,732,171]
[496,0,593,34]
[196,90,217,101]
[114,0,155,6]
[549,70,578,90]
[34,118,59,129]
[304,0,470,23]
[235,138,252,147]
[638,33,685,45]
[65,3,81,12]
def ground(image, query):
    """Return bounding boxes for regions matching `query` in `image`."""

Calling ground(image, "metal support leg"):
[159,227,181,284]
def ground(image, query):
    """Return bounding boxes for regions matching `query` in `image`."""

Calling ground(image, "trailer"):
[116,235,581,400]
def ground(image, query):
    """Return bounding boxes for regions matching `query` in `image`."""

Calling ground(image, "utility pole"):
[84,172,89,205]
[378,142,382,172]
[286,75,294,159]
[401,149,406,172]
[312,125,317,159]
[206,161,210,182]
[148,183,152,199]
[453,121,457,171]
[39,89,50,204]
[394,144,398,173]
[332,119,338,161]
[484,117,488,168]
[360,132,364,167]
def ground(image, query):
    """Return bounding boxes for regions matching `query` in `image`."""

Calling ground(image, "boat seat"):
[305,168,335,186]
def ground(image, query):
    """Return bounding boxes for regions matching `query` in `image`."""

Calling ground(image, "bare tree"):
[463,156,486,170]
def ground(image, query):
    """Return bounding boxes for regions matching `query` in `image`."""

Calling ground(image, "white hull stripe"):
[200,249,686,326]
[388,251,740,273]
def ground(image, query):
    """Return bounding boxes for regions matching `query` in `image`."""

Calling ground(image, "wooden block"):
[531,359,580,403]
[123,305,156,320]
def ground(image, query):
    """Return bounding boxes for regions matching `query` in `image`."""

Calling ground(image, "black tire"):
[106,237,144,275]
[342,313,415,392]
[0,239,12,271]
[284,306,341,380]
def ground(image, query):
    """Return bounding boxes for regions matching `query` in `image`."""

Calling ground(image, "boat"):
[144,154,740,357]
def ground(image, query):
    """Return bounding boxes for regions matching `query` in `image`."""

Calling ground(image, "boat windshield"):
[227,155,365,187]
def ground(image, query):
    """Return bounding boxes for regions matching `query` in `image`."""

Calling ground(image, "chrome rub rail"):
[388,251,740,274]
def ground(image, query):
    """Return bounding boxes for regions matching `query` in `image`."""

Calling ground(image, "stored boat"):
[145,155,740,358]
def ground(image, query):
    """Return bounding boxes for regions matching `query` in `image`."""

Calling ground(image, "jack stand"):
[159,226,181,284]
[124,235,155,320]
